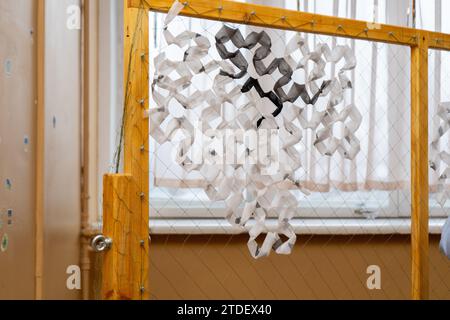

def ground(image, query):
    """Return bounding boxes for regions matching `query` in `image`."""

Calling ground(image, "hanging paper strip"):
[430,102,450,206]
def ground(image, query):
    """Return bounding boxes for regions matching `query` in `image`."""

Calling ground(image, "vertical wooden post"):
[102,174,132,299]
[102,0,149,300]
[410,34,429,300]
[81,0,100,300]
[80,0,91,301]
[35,0,45,301]
[122,0,150,300]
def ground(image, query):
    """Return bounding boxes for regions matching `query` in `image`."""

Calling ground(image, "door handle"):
[90,234,113,252]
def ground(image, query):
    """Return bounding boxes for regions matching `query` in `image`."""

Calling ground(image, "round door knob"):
[91,234,113,252]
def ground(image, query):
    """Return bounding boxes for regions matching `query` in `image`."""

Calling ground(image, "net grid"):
[95,0,450,300]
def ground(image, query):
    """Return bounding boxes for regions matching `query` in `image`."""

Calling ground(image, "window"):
[98,1,449,227]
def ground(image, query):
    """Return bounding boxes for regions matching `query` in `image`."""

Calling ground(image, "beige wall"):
[146,235,450,300]
[0,0,37,300]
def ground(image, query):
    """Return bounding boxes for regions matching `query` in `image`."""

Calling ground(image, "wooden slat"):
[35,0,45,301]
[81,0,100,300]
[81,0,90,299]
[102,174,132,299]
[411,34,429,300]
[81,0,90,232]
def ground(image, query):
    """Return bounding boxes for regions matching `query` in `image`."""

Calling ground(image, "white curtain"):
[150,0,447,195]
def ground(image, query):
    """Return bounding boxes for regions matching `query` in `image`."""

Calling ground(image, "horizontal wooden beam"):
[130,0,448,50]
[427,30,450,51]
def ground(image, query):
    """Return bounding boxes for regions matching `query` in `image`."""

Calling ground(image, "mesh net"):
[148,7,413,250]
[428,47,450,298]
[93,0,450,300]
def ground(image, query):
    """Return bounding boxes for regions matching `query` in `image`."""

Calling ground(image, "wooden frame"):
[101,0,450,300]
[130,0,450,50]
[101,0,149,300]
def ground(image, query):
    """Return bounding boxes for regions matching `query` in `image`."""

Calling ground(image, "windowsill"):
[149,218,446,235]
